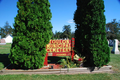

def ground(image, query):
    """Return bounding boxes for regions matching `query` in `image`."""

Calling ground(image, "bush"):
[74,0,110,67]
[9,0,52,69]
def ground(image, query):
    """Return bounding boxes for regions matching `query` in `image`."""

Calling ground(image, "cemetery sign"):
[44,38,75,66]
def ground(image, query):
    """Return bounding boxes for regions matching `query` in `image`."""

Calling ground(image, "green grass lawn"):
[0,43,11,70]
[0,43,11,54]
[0,73,120,80]
[0,44,120,80]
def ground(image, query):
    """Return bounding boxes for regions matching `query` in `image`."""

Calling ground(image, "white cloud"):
[67,19,74,23]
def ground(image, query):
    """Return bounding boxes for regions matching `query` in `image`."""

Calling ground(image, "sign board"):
[44,38,75,66]
[46,39,71,52]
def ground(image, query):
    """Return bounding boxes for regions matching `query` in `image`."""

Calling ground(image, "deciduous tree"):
[106,19,120,40]
[0,21,13,38]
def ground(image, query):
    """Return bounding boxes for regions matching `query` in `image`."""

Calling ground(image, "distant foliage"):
[0,22,13,38]
[71,32,75,38]
[54,31,63,39]
[74,0,110,67]
[53,25,72,39]
[9,0,52,69]
[106,19,120,40]
[62,25,71,39]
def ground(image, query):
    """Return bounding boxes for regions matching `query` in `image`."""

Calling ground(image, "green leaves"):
[74,0,110,67]
[9,0,52,69]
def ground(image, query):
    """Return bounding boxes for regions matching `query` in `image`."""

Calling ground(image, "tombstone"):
[107,39,109,45]
[111,39,120,54]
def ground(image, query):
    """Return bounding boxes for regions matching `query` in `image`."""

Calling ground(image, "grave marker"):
[111,39,120,54]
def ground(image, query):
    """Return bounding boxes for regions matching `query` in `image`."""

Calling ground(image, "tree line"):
[106,19,120,40]
[1,20,120,40]
[52,25,75,39]
[0,23,74,39]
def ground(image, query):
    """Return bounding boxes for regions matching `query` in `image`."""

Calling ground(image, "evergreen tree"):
[51,31,54,39]
[9,0,52,69]
[54,31,63,39]
[71,32,75,38]
[74,0,110,67]
[62,25,71,39]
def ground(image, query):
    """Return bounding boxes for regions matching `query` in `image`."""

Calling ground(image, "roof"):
[5,34,13,38]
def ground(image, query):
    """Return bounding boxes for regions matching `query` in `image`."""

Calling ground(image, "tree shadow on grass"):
[0,53,10,69]
[0,54,67,70]
[0,53,20,70]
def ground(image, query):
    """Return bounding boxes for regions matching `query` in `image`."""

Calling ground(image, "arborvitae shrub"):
[74,0,110,67]
[9,0,52,69]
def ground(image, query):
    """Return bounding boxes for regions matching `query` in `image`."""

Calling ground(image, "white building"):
[2,34,13,43]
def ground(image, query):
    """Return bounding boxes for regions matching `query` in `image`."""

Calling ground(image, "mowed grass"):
[0,44,120,80]
[0,43,11,70]
[0,73,120,80]
[109,47,120,73]
[0,43,11,54]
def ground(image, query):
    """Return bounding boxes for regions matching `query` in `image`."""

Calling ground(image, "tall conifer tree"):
[74,0,110,67]
[9,0,52,69]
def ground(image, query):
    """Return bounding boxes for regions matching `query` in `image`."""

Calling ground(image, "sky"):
[0,0,120,33]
